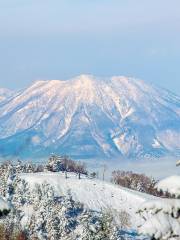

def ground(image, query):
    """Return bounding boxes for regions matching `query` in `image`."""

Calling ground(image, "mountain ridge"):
[0,88,14,102]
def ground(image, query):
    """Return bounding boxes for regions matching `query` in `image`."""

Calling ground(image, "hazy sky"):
[0,0,180,94]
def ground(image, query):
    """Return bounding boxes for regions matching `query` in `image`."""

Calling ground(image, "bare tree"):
[90,172,97,179]
[111,170,159,195]
[102,164,107,181]
[75,162,87,179]
[63,155,69,179]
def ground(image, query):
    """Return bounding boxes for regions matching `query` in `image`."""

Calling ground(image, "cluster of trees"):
[111,170,160,196]
[26,182,122,240]
[0,155,88,189]
[0,166,123,240]
[0,160,40,198]
[46,155,87,179]
[137,161,180,240]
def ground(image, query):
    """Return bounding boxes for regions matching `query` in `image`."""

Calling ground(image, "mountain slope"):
[0,75,179,159]
[0,88,14,102]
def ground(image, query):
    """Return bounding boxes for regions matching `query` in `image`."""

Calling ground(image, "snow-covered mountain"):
[0,88,13,102]
[0,75,179,159]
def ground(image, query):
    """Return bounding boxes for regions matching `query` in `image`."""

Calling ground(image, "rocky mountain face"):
[0,75,179,159]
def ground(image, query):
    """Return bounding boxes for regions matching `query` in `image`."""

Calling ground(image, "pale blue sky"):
[0,0,180,94]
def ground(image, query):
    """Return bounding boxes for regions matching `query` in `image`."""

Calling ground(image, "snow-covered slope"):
[0,88,13,102]
[156,175,180,197]
[137,199,180,239]
[0,75,179,159]
[20,172,157,228]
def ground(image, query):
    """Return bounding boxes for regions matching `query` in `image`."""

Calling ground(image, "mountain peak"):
[72,74,96,88]
[76,74,95,80]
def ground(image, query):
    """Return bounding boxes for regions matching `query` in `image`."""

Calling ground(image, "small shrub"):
[118,210,131,229]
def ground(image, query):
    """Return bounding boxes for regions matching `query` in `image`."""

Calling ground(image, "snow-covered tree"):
[6,166,16,203]
[28,183,82,239]
[15,160,25,174]
[24,162,35,173]
[0,188,25,239]
[0,196,11,218]
[0,161,15,198]
[137,166,180,239]
[12,176,31,208]
[176,160,180,167]
[0,160,39,200]
[25,182,123,240]
[137,199,180,240]
[46,154,64,172]
[74,208,124,240]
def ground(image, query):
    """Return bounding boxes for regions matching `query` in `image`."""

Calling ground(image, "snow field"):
[20,172,157,228]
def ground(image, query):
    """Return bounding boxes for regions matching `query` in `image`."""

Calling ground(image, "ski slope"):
[20,172,157,228]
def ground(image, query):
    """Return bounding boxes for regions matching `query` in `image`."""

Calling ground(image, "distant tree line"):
[111,170,166,197]
[45,154,87,179]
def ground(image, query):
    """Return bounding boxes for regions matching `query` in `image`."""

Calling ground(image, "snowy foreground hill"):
[0,75,179,159]
[20,172,156,229]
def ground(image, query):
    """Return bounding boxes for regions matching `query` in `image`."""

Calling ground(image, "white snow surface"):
[137,199,180,239]
[138,199,180,217]
[156,175,180,197]
[0,196,11,211]
[20,172,157,228]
